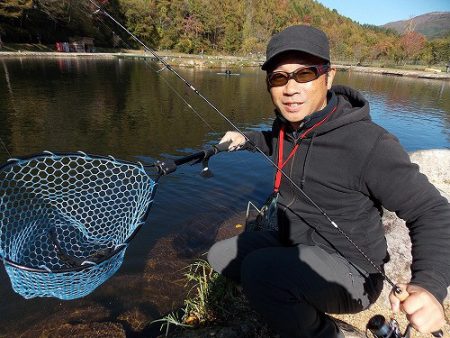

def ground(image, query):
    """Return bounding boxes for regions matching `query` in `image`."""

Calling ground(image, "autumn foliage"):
[0,0,449,66]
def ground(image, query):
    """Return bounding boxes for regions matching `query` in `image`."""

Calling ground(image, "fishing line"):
[87,0,396,285]
[0,137,11,158]
[83,3,215,132]
[0,60,15,158]
[81,4,445,336]
[84,1,260,203]
[88,0,245,135]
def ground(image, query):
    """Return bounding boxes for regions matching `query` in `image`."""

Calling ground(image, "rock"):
[425,68,442,73]
[163,318,277,338]
[409,149,450,201]
[366,149,450,337]
[381,149,450,307]
[117,308,149,333]
[48,322,126,338]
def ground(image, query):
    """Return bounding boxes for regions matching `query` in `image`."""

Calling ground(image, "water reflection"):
[335,71,450,150]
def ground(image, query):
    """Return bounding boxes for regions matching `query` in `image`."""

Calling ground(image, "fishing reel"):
[155,141,231,177]
[366,315,411,338]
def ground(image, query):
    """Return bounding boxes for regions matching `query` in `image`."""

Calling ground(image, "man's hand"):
[219,131,246,151]
[389,283,447,334]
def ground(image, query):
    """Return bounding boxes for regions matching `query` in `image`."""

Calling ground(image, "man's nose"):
[283,78,301,94]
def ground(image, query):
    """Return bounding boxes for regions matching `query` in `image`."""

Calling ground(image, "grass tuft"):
[153,259,254,336]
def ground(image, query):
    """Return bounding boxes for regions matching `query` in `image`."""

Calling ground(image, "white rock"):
[381,149,450,307]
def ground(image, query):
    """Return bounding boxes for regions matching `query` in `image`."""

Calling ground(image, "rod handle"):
[394,287,445,337]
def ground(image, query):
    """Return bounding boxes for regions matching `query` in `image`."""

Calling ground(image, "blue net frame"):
[0,151,156,300]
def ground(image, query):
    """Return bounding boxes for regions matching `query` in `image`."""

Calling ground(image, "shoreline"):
[1,50,450,81]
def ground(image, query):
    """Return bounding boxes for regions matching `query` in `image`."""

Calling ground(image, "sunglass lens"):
[294,68,317,83]
[268,66,327,87]
[269,73,288,86]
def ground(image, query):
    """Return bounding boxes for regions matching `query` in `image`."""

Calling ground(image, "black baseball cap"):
[261,25,330,71]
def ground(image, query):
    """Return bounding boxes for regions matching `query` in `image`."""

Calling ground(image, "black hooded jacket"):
[244,85,450,303]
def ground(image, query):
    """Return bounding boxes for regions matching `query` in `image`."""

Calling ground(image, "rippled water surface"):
[0,58,449,336]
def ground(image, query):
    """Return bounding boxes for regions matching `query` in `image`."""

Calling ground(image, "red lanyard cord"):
[274,107,336,192]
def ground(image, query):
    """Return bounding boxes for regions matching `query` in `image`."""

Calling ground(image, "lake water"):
[0,57,449,337]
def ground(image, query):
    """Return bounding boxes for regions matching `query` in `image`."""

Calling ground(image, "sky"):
[316,0,450,26]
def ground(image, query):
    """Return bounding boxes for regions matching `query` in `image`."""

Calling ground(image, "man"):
[207,25,449,338]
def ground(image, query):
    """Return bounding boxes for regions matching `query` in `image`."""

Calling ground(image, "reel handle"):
[394,287,444,338]
[214,140,233,153]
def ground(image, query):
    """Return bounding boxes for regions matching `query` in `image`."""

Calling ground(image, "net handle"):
[0,145,227,274]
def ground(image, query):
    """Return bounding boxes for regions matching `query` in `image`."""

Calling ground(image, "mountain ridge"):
[381,11,450,39]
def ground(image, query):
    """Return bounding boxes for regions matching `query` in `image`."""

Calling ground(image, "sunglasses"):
[267,64,330,87]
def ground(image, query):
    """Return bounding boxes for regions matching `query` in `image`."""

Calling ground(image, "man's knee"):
[240,249,285,297]
[207,236,240,279]
[208,240,229,273]
[208,232,281,283]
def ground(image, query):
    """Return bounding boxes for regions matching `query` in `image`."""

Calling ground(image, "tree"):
[0,0,33,18]
[182,0,219,52]
[221,0,243,53]
[399,31,426,63]
[372,36,396,62]
[155,0,185,50]
[420,36,450,65]
[0,0,33,43]
[119,0,159,48]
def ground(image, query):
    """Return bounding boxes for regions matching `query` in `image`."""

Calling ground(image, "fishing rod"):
[87,2,445,336]
[86,0,396,287]
[90,5,215,132]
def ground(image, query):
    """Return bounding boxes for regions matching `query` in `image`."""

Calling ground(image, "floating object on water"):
[216,72,240,76]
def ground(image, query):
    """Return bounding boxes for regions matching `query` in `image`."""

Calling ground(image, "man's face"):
[268,53,335,129]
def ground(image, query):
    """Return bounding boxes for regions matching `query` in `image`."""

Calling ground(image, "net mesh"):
[0,152,156,300]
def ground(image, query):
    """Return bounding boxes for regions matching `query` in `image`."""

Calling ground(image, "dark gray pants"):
[207,231,383,338]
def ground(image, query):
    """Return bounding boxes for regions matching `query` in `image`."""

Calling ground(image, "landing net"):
[0,151,156,300]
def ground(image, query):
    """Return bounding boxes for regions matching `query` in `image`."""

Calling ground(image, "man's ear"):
[326,67,336,89]
[266,75,272,92]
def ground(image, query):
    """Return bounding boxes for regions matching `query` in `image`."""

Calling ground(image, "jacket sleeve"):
[243,130,273,155]
[362,133,450,303]
[243,118,280,155]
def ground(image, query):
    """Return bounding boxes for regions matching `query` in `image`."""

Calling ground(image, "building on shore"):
[55,37,95,53]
